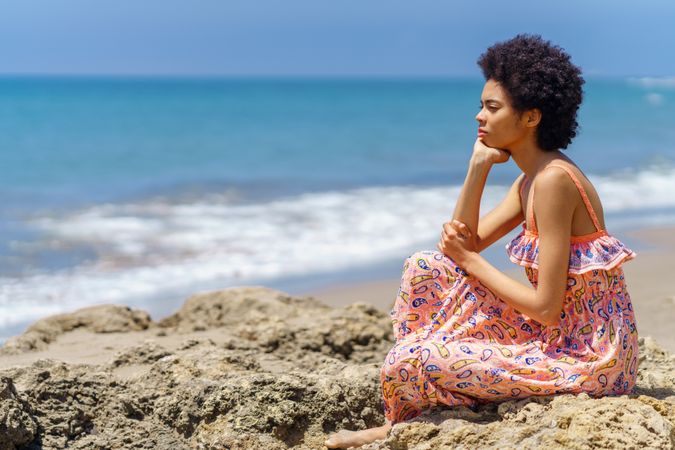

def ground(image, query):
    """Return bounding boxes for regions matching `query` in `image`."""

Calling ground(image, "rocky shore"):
[1,287,674,449]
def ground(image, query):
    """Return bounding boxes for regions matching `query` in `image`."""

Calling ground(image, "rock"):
[0,287,674,449]
[157,286,331,332]
[1,360,189,450]
[0,376,38,450]
[635,336,675,400]
[0,305,152,355]
[372,393,675,450]
[110,341,172,367]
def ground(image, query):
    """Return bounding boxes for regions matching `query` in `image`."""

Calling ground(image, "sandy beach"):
[0,225,673,449]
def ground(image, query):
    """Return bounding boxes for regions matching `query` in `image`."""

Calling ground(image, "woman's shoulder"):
[541,157,591,185]
[533,164,580,200]
[520,156,583,182]
[534,158,599,205]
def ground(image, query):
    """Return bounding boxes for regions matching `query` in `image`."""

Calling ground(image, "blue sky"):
[1,0,674,77]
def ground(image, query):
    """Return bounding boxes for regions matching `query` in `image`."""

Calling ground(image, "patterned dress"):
[381,164,639,424]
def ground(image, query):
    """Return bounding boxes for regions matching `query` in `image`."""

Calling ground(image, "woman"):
[325,34,638,449]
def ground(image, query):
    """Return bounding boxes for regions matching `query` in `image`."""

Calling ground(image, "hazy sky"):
[1,0,674,77]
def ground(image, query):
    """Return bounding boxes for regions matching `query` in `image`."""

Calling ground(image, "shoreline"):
[0,223,673,354]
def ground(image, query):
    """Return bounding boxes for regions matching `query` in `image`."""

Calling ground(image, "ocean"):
[2,76,675,341]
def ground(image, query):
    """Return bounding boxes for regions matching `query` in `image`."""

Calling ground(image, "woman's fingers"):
[442,220,473,245]
[451,220,471,237]
[443,221,466,241]
[442,222,450,235]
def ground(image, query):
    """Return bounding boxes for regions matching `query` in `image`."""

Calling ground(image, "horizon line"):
[0,73,661,81]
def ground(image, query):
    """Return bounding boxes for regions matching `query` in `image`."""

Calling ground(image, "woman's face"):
[475,79,529,151]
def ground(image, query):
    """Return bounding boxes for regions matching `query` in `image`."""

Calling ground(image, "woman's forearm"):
[463,252,558,326]
[452,155,493,236]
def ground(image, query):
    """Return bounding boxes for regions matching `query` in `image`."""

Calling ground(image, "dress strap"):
[529,163,603,233]
[518,174,527,197]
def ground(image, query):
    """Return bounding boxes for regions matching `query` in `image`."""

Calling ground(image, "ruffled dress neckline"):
[506,163,635,274]
[506,223,636,274]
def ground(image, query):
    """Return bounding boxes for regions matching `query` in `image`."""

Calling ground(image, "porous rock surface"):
[0,286,673,449]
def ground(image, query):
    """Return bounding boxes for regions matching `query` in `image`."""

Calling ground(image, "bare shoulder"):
[532,165,579,225]
[534,165,578,200]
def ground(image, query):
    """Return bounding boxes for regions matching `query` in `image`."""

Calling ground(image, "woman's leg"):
[390,250,465,341]
[326,251,471,447]
[383,250,478,424]
[325,250,465,447]
[383,250,551,421]
[380,332,479,424]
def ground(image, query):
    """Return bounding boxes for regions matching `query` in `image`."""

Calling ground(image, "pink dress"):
[381,164,639,424]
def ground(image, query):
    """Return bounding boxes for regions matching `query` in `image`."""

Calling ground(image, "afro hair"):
[477,34,585,151]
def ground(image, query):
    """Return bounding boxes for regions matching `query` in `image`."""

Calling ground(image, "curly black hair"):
[477,34,585,151]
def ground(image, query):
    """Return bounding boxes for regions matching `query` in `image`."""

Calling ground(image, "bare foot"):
[324,423,392,449]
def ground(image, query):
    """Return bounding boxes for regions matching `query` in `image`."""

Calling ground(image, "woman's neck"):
[510,144,565,178]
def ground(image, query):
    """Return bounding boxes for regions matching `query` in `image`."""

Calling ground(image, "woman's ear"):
[525,108,542,128]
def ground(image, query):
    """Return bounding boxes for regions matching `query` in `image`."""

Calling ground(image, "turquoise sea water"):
[1,77,675,339]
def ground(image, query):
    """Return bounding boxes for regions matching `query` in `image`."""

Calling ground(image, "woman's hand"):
[472,137,510,166]
[437,219,478,267]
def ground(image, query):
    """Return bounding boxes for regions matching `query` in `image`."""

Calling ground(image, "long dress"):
[381,164,639,424]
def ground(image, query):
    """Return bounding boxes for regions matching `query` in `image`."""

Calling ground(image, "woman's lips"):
[478,130,487,136]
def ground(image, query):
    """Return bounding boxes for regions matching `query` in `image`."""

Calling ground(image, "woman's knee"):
[403,251,442,279]
[406,250,443,266]
[402,250,464,290]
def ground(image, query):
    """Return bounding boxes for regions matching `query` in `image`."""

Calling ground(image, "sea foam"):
[2,166,675,336]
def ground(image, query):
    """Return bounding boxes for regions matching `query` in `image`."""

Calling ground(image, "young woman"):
[325,34,638,449]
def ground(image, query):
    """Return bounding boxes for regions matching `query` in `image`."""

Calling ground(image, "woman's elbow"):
[475,236,489,253]
[539,307,563,327]
[533,292,564,327]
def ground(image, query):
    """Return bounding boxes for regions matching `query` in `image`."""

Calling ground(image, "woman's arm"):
[443,169,576,326]
[452,155,491,239]
[452,138,511,242]
[474,174,526,252]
